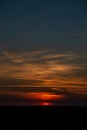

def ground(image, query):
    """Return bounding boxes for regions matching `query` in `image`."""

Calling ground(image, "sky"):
[0,0,87,105]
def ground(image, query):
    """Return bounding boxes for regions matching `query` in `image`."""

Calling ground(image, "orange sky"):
[0,49,87,88]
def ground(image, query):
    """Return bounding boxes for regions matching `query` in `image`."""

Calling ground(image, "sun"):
[41,102,52,106]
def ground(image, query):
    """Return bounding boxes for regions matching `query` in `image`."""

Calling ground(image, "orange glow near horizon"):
[40,102,52,106]
[27,92,66,106]
[26,92,66,101]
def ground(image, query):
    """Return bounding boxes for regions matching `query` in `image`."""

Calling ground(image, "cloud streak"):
[0,48,87,87]
[72,31,87,37]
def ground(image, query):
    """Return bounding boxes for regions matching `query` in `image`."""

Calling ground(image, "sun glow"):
[40,102,52,106]
[26,92,65,101]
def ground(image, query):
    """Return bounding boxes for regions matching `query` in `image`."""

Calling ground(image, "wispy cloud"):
[0,48,87,87]
[72,31,87,36]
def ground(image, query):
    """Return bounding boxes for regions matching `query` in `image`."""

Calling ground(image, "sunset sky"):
[0,0,87,105]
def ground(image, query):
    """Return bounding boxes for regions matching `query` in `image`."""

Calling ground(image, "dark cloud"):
[0,78,43,86]
[65,83,87,87]
[73,69,87,78]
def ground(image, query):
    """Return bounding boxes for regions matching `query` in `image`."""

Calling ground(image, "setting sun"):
[41,102,52,106]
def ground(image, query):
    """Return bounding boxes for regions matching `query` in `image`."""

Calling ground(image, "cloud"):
[0,77,43,87]
[72,32,87,37]
[0,48,87,87]
[0,49,79,65]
